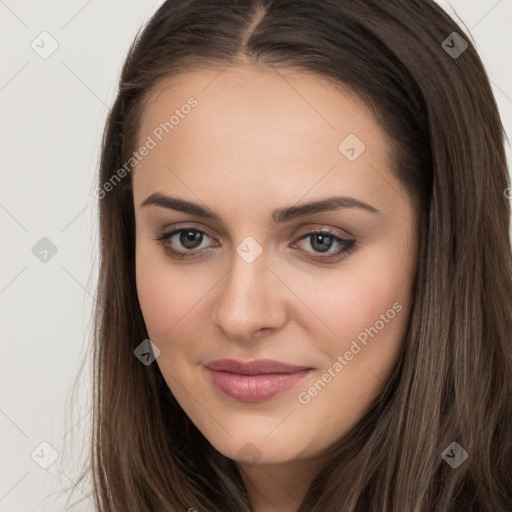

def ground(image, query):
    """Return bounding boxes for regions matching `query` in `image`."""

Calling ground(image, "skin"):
[132,64,420,512]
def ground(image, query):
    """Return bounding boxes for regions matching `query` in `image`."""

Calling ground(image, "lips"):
[204,359,312,401]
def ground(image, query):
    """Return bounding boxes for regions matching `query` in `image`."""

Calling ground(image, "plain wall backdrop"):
[1,1,511,510]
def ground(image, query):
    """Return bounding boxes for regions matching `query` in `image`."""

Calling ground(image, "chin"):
[202,430,309,467]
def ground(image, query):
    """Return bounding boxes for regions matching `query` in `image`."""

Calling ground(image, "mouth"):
[204,359,313,402]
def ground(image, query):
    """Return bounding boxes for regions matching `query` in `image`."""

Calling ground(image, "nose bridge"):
[212,242,284,340]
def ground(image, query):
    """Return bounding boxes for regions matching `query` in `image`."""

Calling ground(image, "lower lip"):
[204,367,312,402]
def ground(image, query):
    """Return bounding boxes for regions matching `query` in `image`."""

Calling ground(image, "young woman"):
[74,0,512,510]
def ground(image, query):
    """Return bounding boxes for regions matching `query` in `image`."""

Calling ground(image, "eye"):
[291,229,356,262]
[154,226,356,262]
[154,227,217,259]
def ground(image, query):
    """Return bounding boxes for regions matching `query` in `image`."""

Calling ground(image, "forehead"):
[138,64,379,146]
[132,65,401,216]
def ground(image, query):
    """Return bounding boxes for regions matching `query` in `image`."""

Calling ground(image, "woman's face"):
[132,65,420,468]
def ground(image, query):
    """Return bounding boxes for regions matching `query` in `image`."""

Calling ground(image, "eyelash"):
[154,227,356,263]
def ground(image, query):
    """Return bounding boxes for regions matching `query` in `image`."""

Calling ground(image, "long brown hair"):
[68,0,512,510]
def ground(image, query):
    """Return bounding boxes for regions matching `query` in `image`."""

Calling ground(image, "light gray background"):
[1,1,511,510]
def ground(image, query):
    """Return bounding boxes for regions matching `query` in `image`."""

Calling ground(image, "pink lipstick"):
[204,359,312,402]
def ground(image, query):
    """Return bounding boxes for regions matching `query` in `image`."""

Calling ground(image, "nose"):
[211,248,288,342]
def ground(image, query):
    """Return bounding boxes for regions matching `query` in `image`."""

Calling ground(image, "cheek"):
[308,244,415,389]
[135,248,207,341]
[136,222,416,364]
[312,246,414,340]
[329,272,409,337]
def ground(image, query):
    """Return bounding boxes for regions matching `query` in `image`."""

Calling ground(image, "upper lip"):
[205,359,311,375]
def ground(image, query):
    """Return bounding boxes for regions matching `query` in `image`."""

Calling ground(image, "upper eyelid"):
[159,222,354,241]
[159,223,217,242]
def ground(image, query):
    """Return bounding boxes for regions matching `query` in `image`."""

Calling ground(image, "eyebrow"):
[140,192,380,226]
